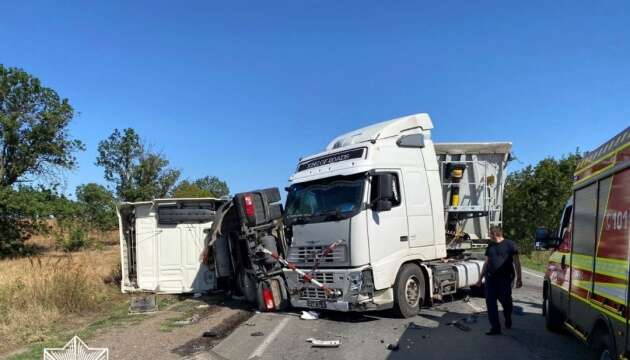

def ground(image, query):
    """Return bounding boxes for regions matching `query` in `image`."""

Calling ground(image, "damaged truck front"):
[118,193,290,311]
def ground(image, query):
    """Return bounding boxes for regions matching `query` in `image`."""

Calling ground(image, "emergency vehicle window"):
[596,176,612,240]
[370,173,401,207]
[560,205,572,238]
[573,183,597,256]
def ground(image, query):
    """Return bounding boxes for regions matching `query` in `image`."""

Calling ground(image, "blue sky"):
[1,1,628,196]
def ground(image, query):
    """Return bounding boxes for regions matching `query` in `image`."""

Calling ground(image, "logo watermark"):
[43,336,108,360]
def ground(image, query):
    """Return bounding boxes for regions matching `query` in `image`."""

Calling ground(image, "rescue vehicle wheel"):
[394,263,425,318]
[592,330,615,360]
[544,288,563,332]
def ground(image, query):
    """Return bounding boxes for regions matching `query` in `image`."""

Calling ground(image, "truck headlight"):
[349,272,363,294]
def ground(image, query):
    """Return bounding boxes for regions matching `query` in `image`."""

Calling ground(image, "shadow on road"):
[383,307,591,360]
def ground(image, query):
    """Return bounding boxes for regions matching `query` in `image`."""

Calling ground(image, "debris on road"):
[386,343,400,351]
[129,294,158,314]
[447,320,471,331]
[300,311,320,320]
[250,331,265,337]
[306,338,341,348]
[196,304,210,309]
[202,331,219,338]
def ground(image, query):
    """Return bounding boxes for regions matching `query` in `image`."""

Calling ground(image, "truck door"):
[368,170,410,282]
[401,169,434,248]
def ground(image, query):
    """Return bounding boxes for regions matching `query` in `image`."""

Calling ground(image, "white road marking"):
[522,270,544,279]
[248,316,291,359]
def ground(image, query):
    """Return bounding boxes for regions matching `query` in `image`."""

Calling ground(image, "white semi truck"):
[282,113,512,317]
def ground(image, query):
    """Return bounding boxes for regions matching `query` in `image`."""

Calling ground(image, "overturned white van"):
[117,198,226,294]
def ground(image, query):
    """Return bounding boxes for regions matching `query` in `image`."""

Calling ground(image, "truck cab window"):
[370,173,401,207]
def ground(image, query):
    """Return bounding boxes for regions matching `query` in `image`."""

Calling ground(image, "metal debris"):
[300,311,320,320]
[129,294,158,314]
[251,331,265,337]
[447,320,471,332]
[306,338,341,348]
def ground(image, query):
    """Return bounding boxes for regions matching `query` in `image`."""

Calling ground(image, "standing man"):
[477,225,522,335]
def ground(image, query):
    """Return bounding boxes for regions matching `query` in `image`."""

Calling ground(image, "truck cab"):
[283,114,446,315]
[283,113,511,317]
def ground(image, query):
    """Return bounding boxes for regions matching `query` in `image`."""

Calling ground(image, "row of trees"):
[503,153,581,253]
[0,64,228,256]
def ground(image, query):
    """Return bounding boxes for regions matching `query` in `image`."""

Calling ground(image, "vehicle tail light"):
[262,287,275,311]
[244,194,255,219]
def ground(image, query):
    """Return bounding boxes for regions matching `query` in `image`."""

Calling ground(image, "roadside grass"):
[0,244,129,358]
[520,251,552,273]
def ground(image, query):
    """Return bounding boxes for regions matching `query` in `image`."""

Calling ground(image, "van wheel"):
[592,330,615,360]
[544,287,563,332]
[394,264,425,318]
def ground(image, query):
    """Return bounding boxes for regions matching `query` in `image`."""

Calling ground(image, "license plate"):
[307,299,328,309]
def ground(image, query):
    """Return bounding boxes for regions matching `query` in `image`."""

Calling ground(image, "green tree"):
[0,65,84,186]
[76,183,117,233]
[0,65,84,255]
[96,128,180,201]
[172,176,230,198]
[503,152,581,253]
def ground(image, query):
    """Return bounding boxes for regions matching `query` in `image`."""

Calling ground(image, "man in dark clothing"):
[477,226,522,335]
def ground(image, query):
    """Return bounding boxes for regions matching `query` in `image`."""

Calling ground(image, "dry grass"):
[0,245,123,355]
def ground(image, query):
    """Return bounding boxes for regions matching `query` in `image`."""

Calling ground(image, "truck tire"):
[544,285,564,332]
[394,263,425,318]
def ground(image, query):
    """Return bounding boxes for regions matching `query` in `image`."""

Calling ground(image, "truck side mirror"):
[534,227,560,250]
[373,199,393,212]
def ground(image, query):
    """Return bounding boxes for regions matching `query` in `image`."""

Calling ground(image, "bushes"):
[0,185,118,256]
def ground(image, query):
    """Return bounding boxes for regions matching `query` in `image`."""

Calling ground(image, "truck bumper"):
[283,267,394,312]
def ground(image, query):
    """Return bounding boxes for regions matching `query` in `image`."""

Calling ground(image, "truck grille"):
[300,287,328,299]
[287,245,347,266]
[298,272,335,284]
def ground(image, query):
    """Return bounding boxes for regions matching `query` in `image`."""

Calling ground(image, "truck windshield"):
[285,174,365,224]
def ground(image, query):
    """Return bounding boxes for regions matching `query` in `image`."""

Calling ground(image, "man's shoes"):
[485,329,502,335]
[505,317,512,329]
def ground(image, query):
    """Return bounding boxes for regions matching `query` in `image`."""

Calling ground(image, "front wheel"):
[394,263,425,318]
[544,285,564,332]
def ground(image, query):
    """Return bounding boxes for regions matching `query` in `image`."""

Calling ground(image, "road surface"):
[208,269,591,360]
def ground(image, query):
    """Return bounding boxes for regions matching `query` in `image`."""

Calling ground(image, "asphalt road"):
[209,269,591,360]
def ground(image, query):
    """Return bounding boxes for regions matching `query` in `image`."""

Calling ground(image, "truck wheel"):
[394,263,425,318]
[544,286,564,332]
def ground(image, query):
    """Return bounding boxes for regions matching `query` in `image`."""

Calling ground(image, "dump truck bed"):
[435,142,512,242]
